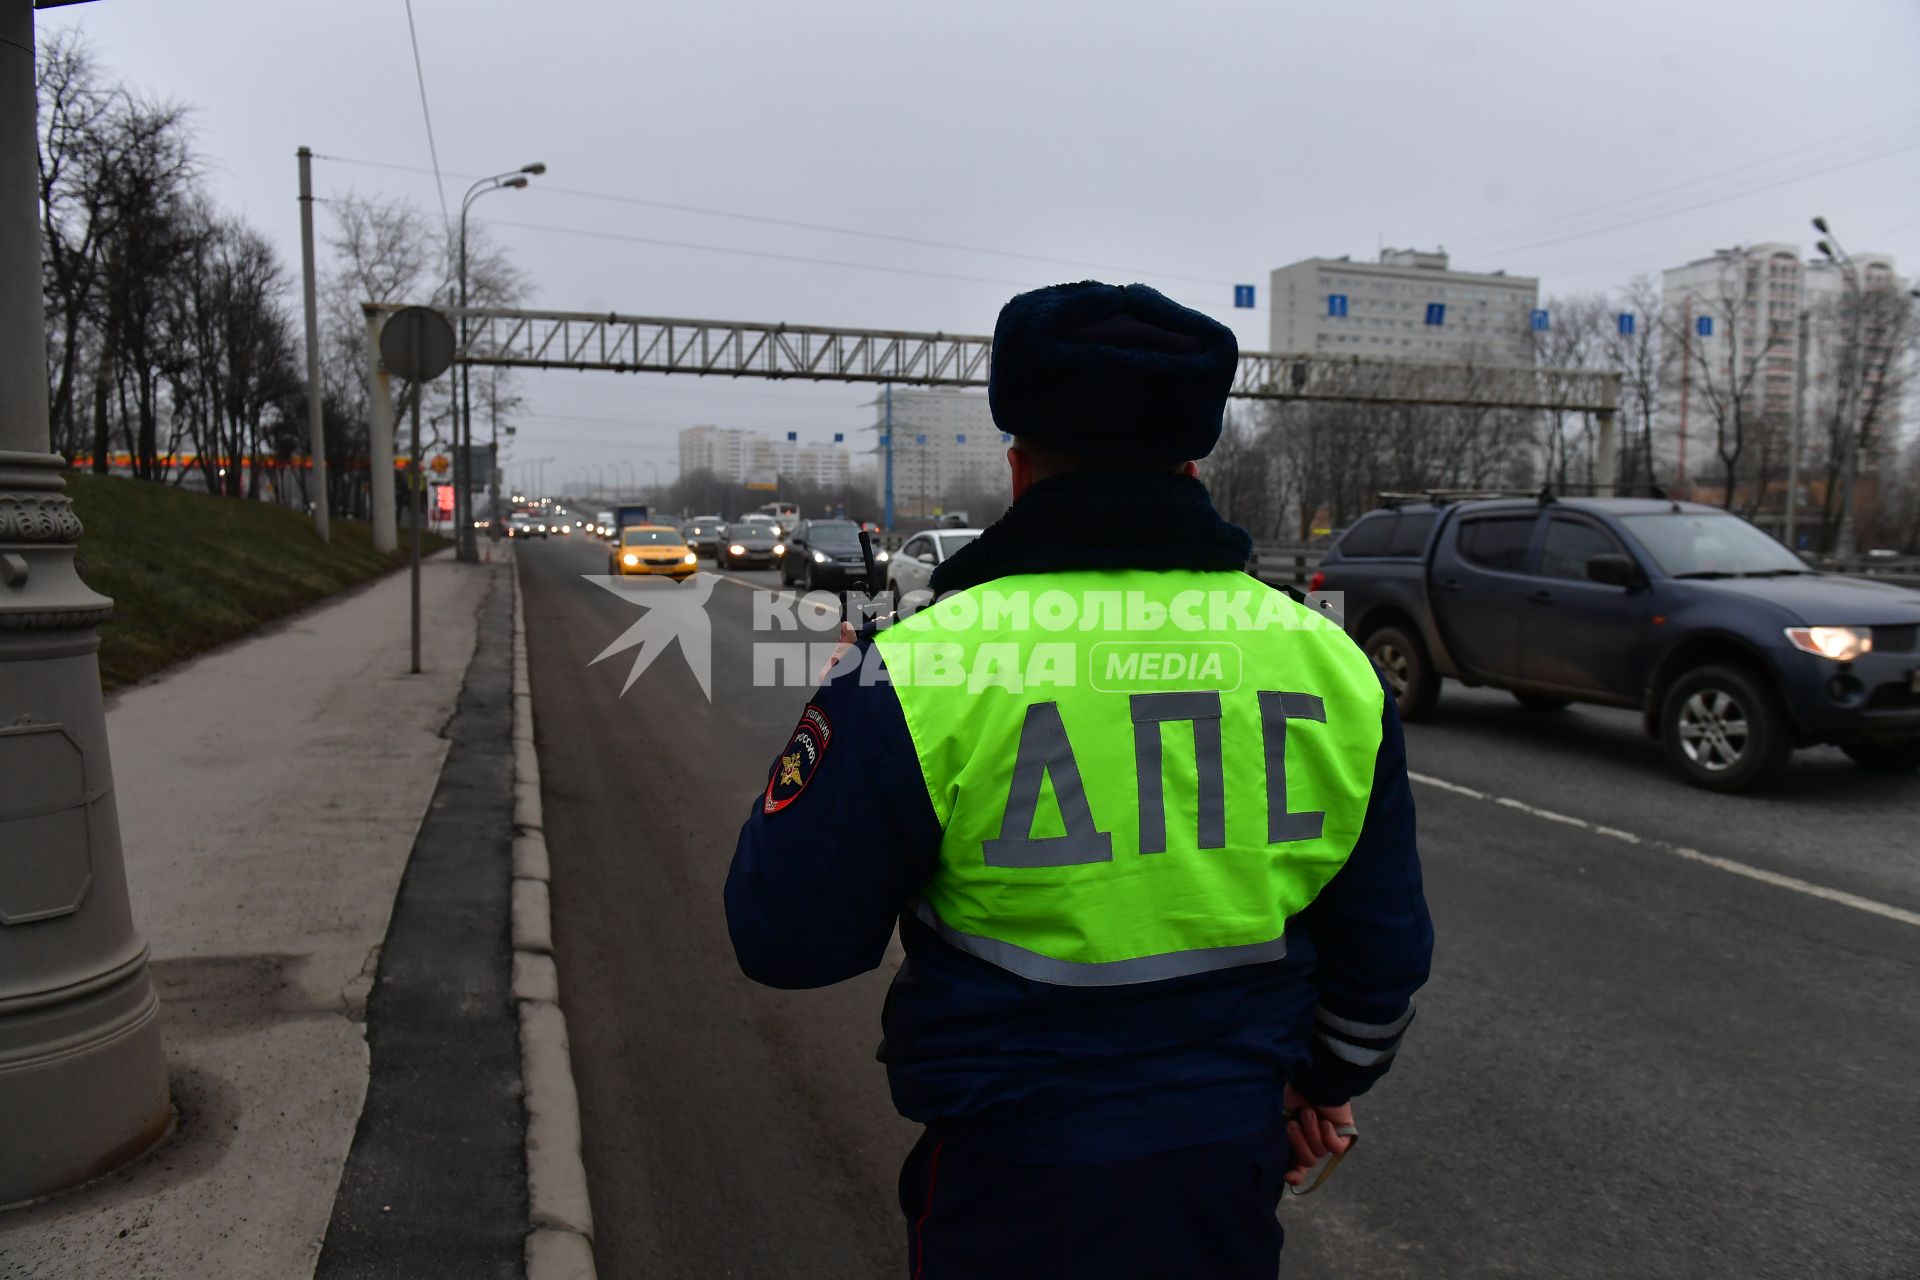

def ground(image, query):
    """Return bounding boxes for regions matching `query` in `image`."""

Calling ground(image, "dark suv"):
[780,519,875,591]
[1315,495,1920,790]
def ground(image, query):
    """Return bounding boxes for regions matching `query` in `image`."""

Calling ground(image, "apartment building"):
[1268,248,1539,364]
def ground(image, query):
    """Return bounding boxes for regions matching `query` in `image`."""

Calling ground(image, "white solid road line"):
[1410,771,1920,930]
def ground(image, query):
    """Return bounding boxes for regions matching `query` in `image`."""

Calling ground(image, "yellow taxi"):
[609,524,700,580]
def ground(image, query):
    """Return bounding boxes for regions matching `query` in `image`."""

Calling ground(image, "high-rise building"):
[1660,243,1905,486]
[866,388,1008,517]
[677,424,758,483]
[771,440,851,488]
[1268,248,1539,364]
[678,423,851,488]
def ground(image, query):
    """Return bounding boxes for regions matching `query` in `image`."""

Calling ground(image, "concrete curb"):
[510,555,599,1280]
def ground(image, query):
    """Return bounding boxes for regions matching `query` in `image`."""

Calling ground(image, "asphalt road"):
[518,536,1920,1280]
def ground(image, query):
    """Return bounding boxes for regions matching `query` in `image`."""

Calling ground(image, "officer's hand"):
[1282,1083,1354,1186]
[817,621,857,683]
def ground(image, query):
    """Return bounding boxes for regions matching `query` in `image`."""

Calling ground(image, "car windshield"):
[621,528,684,546]
[727,525,771,539]
[939,533,980,554]
[1618,513,1811,577]
[808,523,862,549]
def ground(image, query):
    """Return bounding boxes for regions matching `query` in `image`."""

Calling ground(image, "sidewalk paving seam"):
[510,550,600,1280]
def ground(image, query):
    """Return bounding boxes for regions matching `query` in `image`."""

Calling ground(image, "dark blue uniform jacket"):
[725,472,1434,1164]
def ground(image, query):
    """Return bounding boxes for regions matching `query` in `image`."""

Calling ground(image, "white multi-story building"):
[865,388,1007,516]
[679,423,851,488]
[677,424,758,483]
[771,440,851,488]
[1268,248,1538,364]
[1660,243,1906,484]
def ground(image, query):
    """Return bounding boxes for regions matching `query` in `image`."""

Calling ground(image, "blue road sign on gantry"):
[1234,285,1256,308]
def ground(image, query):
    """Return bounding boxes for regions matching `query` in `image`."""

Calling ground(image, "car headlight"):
[623,552,639,566]
[772,544,785,556]
[729,544,745,556]
[683,552,697,565]
[876,550,890,563]
[813,550,827,563]
[1784,626,1872,661]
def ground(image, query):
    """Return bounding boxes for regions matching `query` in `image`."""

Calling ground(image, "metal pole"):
[455,208,476,563]
[1787,308,1808,550]
[365,307,397,554]
[487,374,500,528]
[410,376,423,674]
[883,383,895,531]
[296,147,330,542]
[0,0,170,1204]
[1833,269,1866,559]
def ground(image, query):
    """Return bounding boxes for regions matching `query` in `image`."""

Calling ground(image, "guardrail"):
[1248,545,1327,588]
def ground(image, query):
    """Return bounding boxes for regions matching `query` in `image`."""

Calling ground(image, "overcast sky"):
[39,0,1920,492]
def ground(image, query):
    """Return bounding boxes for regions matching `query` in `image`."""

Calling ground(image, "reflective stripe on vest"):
[875,569,1384,986]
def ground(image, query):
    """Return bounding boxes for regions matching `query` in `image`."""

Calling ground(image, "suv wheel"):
[1840,738,1920,773]
[1364,624,1440,721]
[1660,664,1791,792]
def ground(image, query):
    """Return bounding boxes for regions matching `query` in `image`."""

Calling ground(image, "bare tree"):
[1603,278,1669,490]
[1811,286,1915,548]
[1662,257,1784,512]
[320,194,526,520]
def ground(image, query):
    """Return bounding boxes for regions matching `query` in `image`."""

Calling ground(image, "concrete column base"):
[0,451,170,1207]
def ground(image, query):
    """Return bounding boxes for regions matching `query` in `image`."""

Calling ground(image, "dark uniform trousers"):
[898,1117,1292,1279]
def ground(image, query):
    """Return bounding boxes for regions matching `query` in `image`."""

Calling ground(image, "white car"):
[886,528,982,604]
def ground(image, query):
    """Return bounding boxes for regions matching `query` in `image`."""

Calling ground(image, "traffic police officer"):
[726,281,1433,1278]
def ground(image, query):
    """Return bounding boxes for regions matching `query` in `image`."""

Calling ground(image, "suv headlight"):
[813,550,828,563]
[1784,626,1872,661]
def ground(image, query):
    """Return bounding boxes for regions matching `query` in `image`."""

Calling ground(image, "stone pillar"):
[0,0,171,1206]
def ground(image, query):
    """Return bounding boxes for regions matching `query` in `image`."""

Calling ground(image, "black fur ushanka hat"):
[987,281,1238,464]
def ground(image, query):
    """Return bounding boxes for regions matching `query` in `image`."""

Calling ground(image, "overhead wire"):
[398,1,451,236]
[1448,108,1920,251]
[1484,135,1920,260]
[473,216,1236,317]
[308,151,1238,290]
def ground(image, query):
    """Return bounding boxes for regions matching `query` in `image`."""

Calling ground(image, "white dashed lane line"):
[1411,771,1920,929]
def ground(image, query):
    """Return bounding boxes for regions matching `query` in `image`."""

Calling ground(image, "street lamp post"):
[1814,217,1866,559]
[457,163,544,562]
[0,0,171,1203]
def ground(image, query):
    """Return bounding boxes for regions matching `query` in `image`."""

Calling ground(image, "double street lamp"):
[457,162,545,560]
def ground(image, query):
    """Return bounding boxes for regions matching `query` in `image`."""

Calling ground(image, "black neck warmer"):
[927,470,1255,595]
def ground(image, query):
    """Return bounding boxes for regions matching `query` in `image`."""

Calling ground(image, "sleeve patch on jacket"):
[764,704,833,814]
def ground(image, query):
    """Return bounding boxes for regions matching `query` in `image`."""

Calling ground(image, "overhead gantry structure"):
[360,303,1621,551]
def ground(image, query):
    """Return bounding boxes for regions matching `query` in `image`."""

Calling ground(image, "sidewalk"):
[0,554,499,1279]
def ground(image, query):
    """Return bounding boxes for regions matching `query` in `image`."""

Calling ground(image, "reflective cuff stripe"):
[1314,1030,1398,1067]
[913,900,1289,988]
[1315,1004,1415,1042]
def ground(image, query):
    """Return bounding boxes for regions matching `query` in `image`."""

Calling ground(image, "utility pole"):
[296,147,329,542]
[0,0,171,1204]
[883,383,895,531]
[1786,307,1809,550]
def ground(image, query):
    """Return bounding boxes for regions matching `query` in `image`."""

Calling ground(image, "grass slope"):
[68,471,449,690]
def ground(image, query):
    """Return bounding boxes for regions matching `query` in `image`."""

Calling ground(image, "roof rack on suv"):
[1377,488,1546,508]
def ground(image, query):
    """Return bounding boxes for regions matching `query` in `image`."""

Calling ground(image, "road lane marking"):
[1409,771,1920,929]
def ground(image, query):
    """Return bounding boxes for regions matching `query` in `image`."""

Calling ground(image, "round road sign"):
[378,306,456,381]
